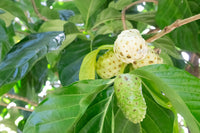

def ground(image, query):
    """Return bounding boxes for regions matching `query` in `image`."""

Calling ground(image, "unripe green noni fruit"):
[114,74,146,124]
[132,47,163,69]
[114,29,148,63]
[96,50,123,79]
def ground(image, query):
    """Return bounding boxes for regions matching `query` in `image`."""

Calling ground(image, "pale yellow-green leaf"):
[39,20,67,32]
[79,49,100,80]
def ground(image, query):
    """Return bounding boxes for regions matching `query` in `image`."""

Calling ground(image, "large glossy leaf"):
[74,0,107,29]
[133,64,200,133]
[73,87,114,133]
[0,0,28,24]
[0,32,65,95]
[141,91,174,133]
[58,35,115,86]
[23,79,113,133]
[156,0,200,52]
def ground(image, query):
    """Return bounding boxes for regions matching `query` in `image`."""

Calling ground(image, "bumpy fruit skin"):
[132,47,163,69]
[96,50,123,79]
[114,74,146,124]
[114,29,148,63]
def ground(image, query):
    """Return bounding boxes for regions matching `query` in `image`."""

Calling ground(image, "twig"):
[4,93,38,106]
[186,53,200,78]
[31,0,48,21]
[121,0,158,30]
[146,13,200,43]
[0,103,34,112]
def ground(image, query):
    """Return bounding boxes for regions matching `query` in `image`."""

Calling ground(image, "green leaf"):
[0,0,28,24]
[79,49,100,80]
[0,32,65,95]
[152,36,182,59]
[126,11,156,26]
[73,87,114,133]
[133,64,200,133]
[93,8,156,29]
[114,109,140,133]
[58,39,91,86]
[79,44,114,81]
[23,79,113,133]
[0,10,15,27]
[96,20,133,35]
[39,20,67,32]
[41,7,60,19]
[156,0,200,52]
[108,0,132,10]
[64,22,80,35]
[58,35,115,86]
[93,8,121,28]
[74,0,107,29]
[46,22,79,66]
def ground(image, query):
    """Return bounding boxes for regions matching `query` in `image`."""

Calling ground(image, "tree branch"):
[186,53,200,78]
[4,93,38,106]
[31,0,48,21]
[0,103,34,112]
[146,13,200,42]
[122,0,158,30]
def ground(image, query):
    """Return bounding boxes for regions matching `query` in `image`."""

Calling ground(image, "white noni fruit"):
[114,74,147,124]
[132,46,163,69]
[114,29,148,63]
[96,50,123,79]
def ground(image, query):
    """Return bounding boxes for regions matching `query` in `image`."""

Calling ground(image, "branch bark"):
[122,0,158,30]
[4,93,38,106]
[146,14,200,42]
[186,53,200,78]
[0,103,34,112]
[31,0,48,21]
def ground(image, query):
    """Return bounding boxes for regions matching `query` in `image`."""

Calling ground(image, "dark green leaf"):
[0,32,65,95]
[156,0,200,52]
[114,109,140,133]
[64,22,80,35]
[133,64,200,133]
[74,87,114,133]
[23,79,113,133]
[58,35,115,86]
[141,91,174,133]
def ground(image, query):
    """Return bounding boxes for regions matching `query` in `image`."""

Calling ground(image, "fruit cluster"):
[96,29,163,79]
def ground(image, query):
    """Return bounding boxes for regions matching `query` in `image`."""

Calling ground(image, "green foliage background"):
[0,0,199,133]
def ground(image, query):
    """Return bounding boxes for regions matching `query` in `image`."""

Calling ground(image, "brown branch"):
[146,13,200,43]
[4,93,38,106]
[122,0,158,30]
[0,103,34,112]
[31,0,48,21]
[186,53,200,78]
